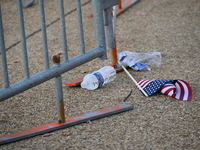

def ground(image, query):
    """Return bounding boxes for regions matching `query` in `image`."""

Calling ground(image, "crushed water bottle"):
[118,51,162,71]
[81,66,116,90]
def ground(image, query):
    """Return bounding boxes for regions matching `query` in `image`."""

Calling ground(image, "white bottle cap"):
[81,81,87,88]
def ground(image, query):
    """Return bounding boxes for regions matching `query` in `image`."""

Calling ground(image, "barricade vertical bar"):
[59,0,68,61]
[53,55,65,123]
[0,6,9,88]
[111,6,118,68]
[17,0,30,78]
[104,7,115,50]
[39,0,49,69]
[76,0,85,54]
[92,0,107,60]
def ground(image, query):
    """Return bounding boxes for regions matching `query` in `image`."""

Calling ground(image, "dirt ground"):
[0,0,200,149]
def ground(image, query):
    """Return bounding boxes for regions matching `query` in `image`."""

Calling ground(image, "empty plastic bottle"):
[81,66,116,90]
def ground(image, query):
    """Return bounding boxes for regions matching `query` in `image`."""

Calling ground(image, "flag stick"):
[118,61,148,97]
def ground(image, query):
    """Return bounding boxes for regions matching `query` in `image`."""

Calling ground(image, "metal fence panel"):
[0,0,116,101]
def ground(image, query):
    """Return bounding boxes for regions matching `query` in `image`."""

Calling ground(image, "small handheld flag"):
[138,79,192,100]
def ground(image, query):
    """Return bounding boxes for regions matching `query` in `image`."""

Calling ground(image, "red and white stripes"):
[138,79,192,101]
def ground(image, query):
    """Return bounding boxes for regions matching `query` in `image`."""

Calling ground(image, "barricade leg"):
[53,55,65,123]
[111,38,118,68]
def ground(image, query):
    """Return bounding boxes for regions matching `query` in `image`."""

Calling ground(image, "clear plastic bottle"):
[81,66,116,90]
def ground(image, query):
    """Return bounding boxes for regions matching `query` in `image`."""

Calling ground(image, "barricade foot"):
[0,104,133,145]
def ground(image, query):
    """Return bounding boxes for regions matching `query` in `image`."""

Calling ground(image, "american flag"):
[138,79,192,100]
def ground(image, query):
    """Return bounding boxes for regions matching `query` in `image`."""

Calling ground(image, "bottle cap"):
[81,81,87,88]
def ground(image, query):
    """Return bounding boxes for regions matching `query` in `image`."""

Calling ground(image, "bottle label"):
[131,62,150,71]
[93,72,104,87]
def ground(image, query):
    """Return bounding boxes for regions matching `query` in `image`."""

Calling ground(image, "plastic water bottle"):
[81,66,116,90]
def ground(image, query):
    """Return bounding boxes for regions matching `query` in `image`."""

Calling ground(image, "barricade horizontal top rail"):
[0,47,104,101]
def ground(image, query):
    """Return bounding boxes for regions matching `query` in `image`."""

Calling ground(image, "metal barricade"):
[0,0,118,100]
[0,0,140,144]
[0,0,118,122]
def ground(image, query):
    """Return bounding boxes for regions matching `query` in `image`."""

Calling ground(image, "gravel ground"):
[0,0,200,149]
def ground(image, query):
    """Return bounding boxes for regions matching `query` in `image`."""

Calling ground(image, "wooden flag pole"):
[118,61,148,97]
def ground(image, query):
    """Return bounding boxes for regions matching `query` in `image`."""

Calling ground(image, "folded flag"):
[138,79,192,100]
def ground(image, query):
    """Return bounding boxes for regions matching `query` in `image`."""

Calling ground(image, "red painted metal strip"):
[64,77,84,86]
[117,0,139,16]
[0,103,133,145]
[118,0,122,9]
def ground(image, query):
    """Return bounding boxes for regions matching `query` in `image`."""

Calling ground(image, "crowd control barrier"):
[0,0,137,144]
[0,0,118,102]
